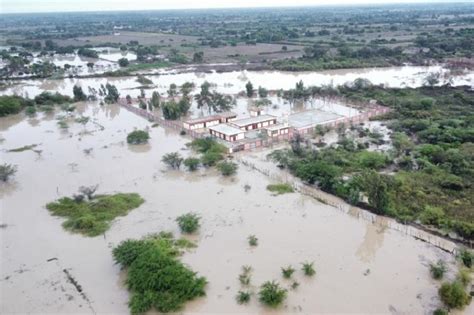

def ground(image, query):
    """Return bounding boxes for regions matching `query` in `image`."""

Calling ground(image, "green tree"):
[357,170,393,214]
[162,152,184,169]
[245,81,254,97]
[118,58,129,67]
[73,85,87,102]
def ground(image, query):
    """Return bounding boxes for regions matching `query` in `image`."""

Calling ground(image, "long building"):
[183,112,237,130]
[209,124,246,142]
[230,114,277,131]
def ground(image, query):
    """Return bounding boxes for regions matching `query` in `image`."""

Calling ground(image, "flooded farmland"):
[0,100,472,314]
[1,67,473,314]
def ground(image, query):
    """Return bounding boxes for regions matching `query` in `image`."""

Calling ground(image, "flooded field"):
[3,65,473,100]
[1,101,472,314]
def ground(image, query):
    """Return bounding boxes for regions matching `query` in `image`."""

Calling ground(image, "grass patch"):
[266,183,294,195]
[46,192,144,236]
[113,232,206,313]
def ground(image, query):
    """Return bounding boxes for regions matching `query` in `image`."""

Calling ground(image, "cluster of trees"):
[194,81,234,114]
[112,232,206,313]
[270,85,474,240]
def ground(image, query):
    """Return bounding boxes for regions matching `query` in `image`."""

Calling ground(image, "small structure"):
[183,112,237,130]
[264,123,290,137]
[230,114,277,131]
[209,124,245,142]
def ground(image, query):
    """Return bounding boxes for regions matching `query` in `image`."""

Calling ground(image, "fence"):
[118,98,392,153]
[294,105,391,136]
[236,156,460,254]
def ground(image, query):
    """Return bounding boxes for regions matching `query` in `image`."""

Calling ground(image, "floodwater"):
[3,65,473,100]
[1,102,472,314]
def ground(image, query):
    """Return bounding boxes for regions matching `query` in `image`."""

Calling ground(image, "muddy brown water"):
[1,101,472,314]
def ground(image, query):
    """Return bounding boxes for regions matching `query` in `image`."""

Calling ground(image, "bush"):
[236,291,251,304]
[281,266,295,279]
[0,95,26,116]
[0,163,17,182]
[258,281,287,307]
[183,157,200,171]
[162,152,183,169]
[458,248,473,268]
[127,130,149,144]
[302,262,316,276]
[456,269,471,287]
[46,192,144,236]
[248,235,258,247]
[118,58,129,67]
[25,106,36,116]
[267,183,294,195]
[113,234,206,313]
[176,213,200,234]
[201,151,224,166]
[217,161,238,176]
[429,260,446,280]
[438,281,470,309]
[419,206,445,226]
[433,308,448,315]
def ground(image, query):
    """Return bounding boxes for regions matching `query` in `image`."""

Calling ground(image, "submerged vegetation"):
[0,163,17,182]
[258,281,287,307]
[267,183,294,195]
[46,189,144,236]
[126,130,150,145]
[113,232,206,313]
[176,212,201,234]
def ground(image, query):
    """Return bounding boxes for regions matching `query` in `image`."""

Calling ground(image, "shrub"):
[433,308,448,315]
[201,151,224,166]
[248,235,258,247]
[25,106,36,116]
[0,163,17,182]
[118,58,129,67]
[46,192,144,236]
[162,152,184,169]
[438,281,470,309]
[217,161,238,176]
[266,183,294,195]
[0,95,24,116]
[258,281,287,307]
[302,262,316,276]
[429,260,446,280]
[239,265,252,286]
[291,281,300,290]
[183,157,200,171]
[458,248,473,268]
[127,130,149,144]
[176,213,200,234]
[456,269,471,287]
[419,206,445,226]
[113,234,206,313]
[236,291,251,304]
[281,266,295,279]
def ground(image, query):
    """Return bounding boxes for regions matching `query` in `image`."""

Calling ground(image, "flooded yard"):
[1,100,472,314]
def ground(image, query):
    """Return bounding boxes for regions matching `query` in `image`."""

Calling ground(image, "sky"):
[0,0,469,13]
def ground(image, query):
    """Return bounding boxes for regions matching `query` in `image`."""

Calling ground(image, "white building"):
[230,114,277,131]
[209,124,246,142]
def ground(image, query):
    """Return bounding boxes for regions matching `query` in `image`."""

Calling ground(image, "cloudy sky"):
[0,0,465,13]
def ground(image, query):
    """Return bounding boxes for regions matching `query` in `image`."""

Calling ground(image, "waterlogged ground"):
[1,102,472,314]
[3,66,473,100]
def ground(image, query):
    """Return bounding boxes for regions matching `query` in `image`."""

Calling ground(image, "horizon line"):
[1,1,471,15]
